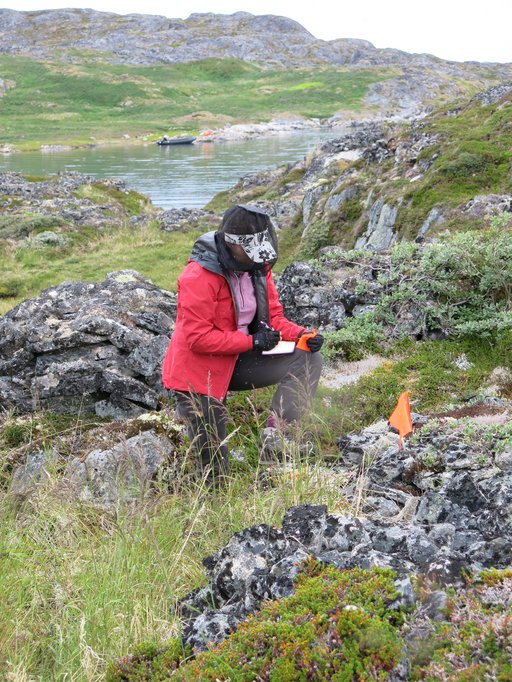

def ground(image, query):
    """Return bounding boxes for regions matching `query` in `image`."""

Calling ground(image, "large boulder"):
[0,270,176,418]
[65,429,175,503]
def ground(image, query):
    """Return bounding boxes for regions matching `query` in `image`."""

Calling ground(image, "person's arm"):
[179,269,253,355]
[266,270,306,341]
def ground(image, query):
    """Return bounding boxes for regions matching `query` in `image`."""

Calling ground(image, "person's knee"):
[307,349,323,375]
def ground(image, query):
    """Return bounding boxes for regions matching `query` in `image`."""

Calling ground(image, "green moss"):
[73,182,151,215]
[23,175,49,182]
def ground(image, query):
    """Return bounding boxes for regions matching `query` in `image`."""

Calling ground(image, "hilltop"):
[1,8,510,73]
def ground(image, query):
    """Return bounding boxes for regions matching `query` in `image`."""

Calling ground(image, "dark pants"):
[175,348,323,485]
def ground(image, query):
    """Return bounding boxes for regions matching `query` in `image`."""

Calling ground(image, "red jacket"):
[162,255,304,402]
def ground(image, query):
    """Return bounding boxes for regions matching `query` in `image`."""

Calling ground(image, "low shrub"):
[107,560,406,681]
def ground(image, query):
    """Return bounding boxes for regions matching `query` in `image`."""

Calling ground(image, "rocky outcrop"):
[0,171,156,240]
[179,412,512,650]
[221,86,512,255]
[1,9,510,74]
[469,81,512,106]
[354,196,399,251]
[157,208,219,233]
[0,270,176,417]
[9,427,181,504]
[463,194,512,219]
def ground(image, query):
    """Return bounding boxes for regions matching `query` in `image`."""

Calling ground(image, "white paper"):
[262,340,296,355]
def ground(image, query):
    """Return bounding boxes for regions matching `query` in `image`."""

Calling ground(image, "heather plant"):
[410,570,512,680]
[106,561,406,681]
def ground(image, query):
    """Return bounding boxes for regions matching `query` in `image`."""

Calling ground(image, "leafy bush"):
[367,217,512,339]
[299,220,331,258]
[324,313,385,361]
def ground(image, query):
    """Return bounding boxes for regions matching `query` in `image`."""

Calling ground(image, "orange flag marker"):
[388,391,413,448]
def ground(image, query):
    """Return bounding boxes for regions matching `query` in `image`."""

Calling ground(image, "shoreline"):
[0,110,402,156]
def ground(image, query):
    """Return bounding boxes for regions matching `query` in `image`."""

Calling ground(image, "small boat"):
[157,135,196,146]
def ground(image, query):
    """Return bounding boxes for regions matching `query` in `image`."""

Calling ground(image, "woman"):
[162,204,323,485]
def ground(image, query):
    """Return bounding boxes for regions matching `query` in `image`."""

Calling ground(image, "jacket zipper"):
[235,272,245,308]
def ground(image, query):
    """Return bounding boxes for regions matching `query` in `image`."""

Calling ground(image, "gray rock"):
[0,271,176,418]
[355,197,398,251]
[463,193,512,219]
[324,185,358,213]
[157,208,218,232]
[363,496,401,518]
[417,206,445,239]
[10,449,58,497]
[495,446,512,472]
[65,429,173,502]
[301,186,325,228]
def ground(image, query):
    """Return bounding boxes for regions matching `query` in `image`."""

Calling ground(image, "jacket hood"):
[189,231,223,274]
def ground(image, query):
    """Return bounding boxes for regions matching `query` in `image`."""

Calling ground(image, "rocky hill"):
[211,82,512,256]
[1,9,512,119]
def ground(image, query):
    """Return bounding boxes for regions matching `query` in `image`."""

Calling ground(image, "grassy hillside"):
[0,55,390,149]
[0,222,198,316]
[1,82,512,680]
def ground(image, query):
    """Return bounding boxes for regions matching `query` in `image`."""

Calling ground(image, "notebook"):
[262,340,296,355]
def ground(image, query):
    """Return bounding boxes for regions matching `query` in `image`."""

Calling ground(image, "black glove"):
[299,330,324,353]
[252,324,280,351]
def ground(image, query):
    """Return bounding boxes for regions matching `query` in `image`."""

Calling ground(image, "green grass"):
[0,224,199,315]
[0,55,391,148]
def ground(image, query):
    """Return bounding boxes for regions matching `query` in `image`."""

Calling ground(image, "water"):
[0,129,344,209]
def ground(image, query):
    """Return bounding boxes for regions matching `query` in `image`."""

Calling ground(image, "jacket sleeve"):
[178,268,253,355]
[267,270,306,341]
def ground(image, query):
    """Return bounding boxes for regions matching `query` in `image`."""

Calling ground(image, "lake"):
[0,128,345,209]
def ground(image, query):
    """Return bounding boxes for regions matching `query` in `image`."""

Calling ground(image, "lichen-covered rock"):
[180,412,512,651]
[9,449,58,497]
[65,428,174,503]
[157,208,219,233]
[0,270,176,418]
